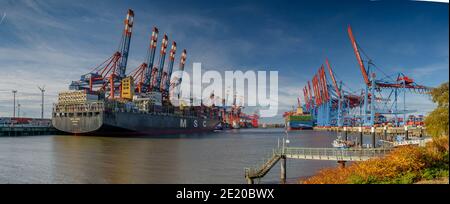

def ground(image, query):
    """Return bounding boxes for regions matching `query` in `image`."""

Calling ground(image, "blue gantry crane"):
[347,25,431,127]
[301,25,432,128]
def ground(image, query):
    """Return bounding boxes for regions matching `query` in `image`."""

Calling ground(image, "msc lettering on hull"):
[179,119,207,128]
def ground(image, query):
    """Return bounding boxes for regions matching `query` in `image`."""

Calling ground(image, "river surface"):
[0,128,371,184]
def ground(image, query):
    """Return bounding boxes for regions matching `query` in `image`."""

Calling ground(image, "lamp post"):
[12,90,17,118]
[38,86,45,119]
[17,103,21,118]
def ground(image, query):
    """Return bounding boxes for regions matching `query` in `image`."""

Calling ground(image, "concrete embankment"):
[0,126,61,136]
[314,126,426,137]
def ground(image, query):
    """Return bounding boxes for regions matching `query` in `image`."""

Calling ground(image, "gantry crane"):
[302,57,365,127]
[150,34,169,91]
[160,42,177,93]
[347,25,431,126]
[69,9,134,99]
[128,27,159,93]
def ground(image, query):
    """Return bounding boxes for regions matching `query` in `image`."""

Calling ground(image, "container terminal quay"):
[0,4,446,185]
[2,9,432,136]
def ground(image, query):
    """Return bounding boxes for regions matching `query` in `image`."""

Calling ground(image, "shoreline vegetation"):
[299,82,449,184]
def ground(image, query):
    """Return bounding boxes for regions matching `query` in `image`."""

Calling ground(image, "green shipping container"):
[286,115,313,122]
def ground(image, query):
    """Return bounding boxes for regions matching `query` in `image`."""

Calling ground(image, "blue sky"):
[0,0,448,122]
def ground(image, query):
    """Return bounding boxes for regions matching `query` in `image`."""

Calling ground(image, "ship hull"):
[287,126,313,131]
[285,115,314,131]
[52,111,220,136]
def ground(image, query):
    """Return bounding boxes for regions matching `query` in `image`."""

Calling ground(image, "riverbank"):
[299,136,449,184]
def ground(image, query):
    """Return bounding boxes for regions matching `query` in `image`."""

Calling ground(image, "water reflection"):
[1,129,356,183]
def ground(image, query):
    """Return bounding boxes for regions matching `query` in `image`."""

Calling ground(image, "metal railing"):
[244,148,284,179]
[392,138,432,147]
[284,147,391,161]
[244,146,393,181]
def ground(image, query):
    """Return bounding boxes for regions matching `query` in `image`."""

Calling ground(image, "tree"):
[425,82,449,137]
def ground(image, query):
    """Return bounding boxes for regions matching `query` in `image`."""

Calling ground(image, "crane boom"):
[307,81,313,101]
[161,41,177,92]
[171,49,187,97]
[175,49,187,86]
[144,27,159,91]
[320,66,329,102]
[303,86,309,110]
[313,75,320,105]
[151,34,168,91]
[347,25,370,86]
[118,9,134,79]
[316,70,324,104]
[325,58,341,98]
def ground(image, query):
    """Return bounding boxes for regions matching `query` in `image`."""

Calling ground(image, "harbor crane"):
[69,9,135,99]
[128,27,159,94]
[300,25,432,127]
[347,25,431,126]
[150,34,169,91]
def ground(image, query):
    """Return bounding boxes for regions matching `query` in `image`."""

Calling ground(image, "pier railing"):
[244,147,392,182]
[284,147,391,161]
[244,149,283,180]
[379,138,432,147]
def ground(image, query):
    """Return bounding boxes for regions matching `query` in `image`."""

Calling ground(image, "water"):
[0,129,358,184]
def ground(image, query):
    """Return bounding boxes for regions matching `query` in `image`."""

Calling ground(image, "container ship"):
[52,9,220,135]
[283,102,314,130]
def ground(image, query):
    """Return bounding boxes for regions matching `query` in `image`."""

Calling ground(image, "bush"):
[424,82,449,138]
[422,168,449,180]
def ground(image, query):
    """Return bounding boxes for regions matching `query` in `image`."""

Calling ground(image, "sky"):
[0,0,448,123]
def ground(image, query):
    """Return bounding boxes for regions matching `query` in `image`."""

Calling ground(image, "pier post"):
[359,127,363,147]
[419,126,423,138]
[404,126,409,140]
[371,126,376,148]
[344,127,348,141]
[280,155,286,184]
[246,178,254,184]
[383,126,387,140]
[337,160,346,168]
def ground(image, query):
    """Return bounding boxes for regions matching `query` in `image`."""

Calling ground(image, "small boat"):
[214,123,224,131]
[332,137,355,149]
[232,121,240,129]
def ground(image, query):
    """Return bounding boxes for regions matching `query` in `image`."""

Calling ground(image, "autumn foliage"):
[425,82,449,138]
[302,138,449,184]
[302,82,449,184]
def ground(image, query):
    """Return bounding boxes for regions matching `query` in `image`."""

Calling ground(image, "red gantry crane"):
[150,34,169,91]
[128,27,159,93]
[160,41,177,93]
[70,9,135,99]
